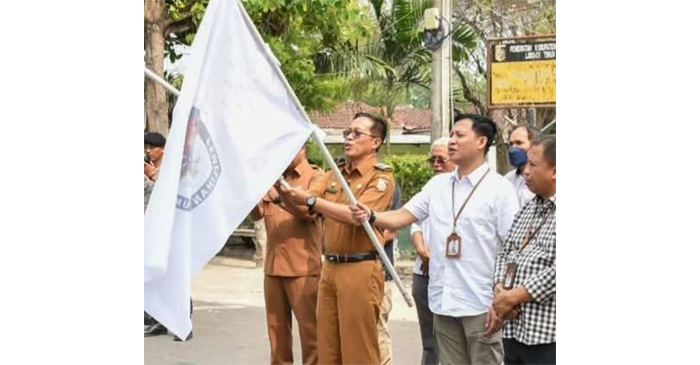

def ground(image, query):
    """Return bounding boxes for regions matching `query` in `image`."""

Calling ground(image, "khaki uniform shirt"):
[259,161,324,276]
[309,156,395,254]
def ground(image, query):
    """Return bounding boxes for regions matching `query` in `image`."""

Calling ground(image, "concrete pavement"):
[145,257,424,365]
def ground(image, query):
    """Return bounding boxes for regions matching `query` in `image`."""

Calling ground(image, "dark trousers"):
[412,273,439,365]
[144,311,156,326]
[503,338,556,365]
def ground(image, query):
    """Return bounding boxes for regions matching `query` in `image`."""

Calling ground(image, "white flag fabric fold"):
[144,0,313,339]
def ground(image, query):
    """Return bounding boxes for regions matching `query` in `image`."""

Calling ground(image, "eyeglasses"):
[342,128,380,140]
[427,157,448,165]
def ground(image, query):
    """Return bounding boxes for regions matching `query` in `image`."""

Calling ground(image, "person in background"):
[493,136,556,365]
[250,145,324,365]
[410,137,454,365]
[505,125,539,207]
[143,132,193,342]
[378,181,402,365]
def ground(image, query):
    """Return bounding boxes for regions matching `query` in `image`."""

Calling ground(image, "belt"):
[324,252,377,264]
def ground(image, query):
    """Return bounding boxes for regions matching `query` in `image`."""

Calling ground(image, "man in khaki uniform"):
[251,145,324,365]
[279,113,396,364]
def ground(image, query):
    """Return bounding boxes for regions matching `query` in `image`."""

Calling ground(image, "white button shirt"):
[410,222,428,275]
[505,168,535,208]
[404,162,519,317]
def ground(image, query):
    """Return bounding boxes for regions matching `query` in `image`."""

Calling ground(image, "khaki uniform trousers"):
[317,260,384,364]
[264,275,319,365]
[377,282,393,365]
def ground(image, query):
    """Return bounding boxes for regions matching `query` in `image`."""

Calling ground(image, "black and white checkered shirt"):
[494,194,556,345]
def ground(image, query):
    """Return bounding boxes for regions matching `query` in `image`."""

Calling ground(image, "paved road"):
[145,257,424,365]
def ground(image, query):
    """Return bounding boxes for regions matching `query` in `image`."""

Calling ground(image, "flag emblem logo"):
[176,107,221,212]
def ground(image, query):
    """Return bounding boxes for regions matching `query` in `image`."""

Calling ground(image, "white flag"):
[144,0,313,339]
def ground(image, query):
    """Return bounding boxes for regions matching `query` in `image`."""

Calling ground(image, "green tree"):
[320,0,476,154]
[145,0,374,135]
[243,0,373,111]
[452,0,556,173]
[145,0,208,136]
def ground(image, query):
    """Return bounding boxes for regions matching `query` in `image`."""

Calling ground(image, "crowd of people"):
[144,112,556,365]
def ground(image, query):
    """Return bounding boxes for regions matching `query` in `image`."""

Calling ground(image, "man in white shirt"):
[351,114,520,365]
[411,136,454,365]
[504,125,539,207]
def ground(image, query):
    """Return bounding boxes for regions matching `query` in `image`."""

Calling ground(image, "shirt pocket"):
[532,236,555,266]
[462,200,494,231]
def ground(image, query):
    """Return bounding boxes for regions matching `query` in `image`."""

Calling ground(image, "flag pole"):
[145,67,181,97]
[235,0,413,307]
[143,4,414,307]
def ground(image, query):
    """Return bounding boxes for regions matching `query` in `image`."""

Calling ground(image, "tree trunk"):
[484,109,510,175]
[385,112,392,156]
[144,0,170,136]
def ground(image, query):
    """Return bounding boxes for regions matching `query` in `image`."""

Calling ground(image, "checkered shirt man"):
[494,194,556,345]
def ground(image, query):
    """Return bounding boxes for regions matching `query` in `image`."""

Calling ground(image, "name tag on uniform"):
[445,233,462,258]
[504,262,518,290]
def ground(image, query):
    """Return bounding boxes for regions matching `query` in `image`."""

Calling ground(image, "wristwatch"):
[368,210,377,225]
[305,196,317,214]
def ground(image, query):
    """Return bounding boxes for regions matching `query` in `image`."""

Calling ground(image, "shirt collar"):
[344,155,377,177]
[451,161,489,185]
[535,193,556,209]
[293,161,309,176]
[283,161,307,179]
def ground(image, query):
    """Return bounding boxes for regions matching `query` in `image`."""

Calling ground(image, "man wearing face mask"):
[505,125,540,207]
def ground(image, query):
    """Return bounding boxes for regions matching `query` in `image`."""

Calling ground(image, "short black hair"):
[453,113,497,156]
[533,135,556,166]
[144,132,166,147]
[354,112,387,152]
[511,124,540,142]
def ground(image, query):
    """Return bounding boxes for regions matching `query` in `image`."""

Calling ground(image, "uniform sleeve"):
[307,171,331,199]
[358,173,395,213]
[307,168,325,189]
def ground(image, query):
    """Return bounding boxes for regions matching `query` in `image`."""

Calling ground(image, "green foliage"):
[532,0,556,34]
[243,0,374,111]
[305,141,327,169]
[382,154,432,204]
[162,0,374,112]
[164,0,209,63]
[305,148,433,203]
[320,0,477,154]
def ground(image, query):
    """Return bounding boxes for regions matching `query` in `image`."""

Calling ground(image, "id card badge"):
[445,233,462,258]
[504,262,518,290]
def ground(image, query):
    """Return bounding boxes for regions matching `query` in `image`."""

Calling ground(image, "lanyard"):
[451,168,490,234]
[520,204,555,250]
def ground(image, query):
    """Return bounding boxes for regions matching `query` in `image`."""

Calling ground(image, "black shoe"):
[144,323,168,337]
[174,331,193,342]
[144,312,156,326]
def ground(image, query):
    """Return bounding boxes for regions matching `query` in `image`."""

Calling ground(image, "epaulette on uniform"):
[334,157,347,167]
[374,163,392,171]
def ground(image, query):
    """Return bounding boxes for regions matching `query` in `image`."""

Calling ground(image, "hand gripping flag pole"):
[143,0,414,307]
